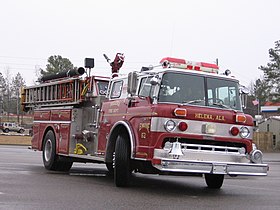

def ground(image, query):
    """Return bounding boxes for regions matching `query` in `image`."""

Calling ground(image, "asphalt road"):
[0,145,279,210]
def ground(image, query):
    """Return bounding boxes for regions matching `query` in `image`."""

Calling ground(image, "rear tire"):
[42,130,72,171]
[114,135,131,187]
[205,174,224,189]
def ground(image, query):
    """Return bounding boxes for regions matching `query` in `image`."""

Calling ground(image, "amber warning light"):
[174,108,187,117]
[236,114,246,123]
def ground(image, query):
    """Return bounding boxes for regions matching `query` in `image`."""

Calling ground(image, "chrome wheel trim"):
[44,139,52,162]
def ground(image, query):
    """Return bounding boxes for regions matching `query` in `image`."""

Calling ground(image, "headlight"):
[205,123,216,134]
[164,120,176,132]
[239,126,250,138]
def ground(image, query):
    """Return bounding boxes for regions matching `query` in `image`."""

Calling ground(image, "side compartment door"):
[33,110,51,150]
[50,109,72,155]
[58,123,71,154]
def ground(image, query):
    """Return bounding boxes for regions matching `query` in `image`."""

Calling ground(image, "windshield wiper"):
[182,99,205,105]
[182,100,234,110]
[212,102,232,109]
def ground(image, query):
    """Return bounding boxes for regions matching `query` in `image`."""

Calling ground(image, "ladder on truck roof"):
[21,77,86,110]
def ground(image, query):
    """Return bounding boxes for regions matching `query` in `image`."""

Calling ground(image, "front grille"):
[162,138,247,153]
[181,143,241,154]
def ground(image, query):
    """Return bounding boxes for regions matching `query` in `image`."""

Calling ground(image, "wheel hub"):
[44,139,52,162]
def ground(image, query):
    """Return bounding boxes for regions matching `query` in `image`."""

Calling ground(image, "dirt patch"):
[0,135,31,146]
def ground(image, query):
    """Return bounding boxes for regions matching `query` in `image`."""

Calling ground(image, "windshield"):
[158,72,241,110]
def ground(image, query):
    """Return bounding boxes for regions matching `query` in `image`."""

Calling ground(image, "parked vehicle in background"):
[0,122,25,133]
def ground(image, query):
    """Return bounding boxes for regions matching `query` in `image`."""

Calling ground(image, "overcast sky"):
[1,0,280,86]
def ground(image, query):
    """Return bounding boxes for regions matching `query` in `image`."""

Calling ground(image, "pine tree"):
[259,40,280,102]
[253,78,270,105]
[40,55,75,77]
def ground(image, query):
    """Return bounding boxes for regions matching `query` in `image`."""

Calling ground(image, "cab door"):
[125,76,154,149]
[98,79,128,152]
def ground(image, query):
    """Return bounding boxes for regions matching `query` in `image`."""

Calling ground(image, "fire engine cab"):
[21,56,268,189]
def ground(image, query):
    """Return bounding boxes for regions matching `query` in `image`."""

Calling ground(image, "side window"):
[138,77,152,97]
[96,80,109,96]
[110,81,123,99]
[208,89,213,100]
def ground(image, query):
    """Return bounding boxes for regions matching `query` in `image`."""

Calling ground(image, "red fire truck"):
[21,56,268,189]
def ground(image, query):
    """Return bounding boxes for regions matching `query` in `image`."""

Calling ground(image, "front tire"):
[42,130,72,171]
[114,135,131,187]
[106,161,114,175]
[205,174,224,189]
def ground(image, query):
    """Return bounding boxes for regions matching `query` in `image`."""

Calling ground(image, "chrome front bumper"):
[153,147,268,176]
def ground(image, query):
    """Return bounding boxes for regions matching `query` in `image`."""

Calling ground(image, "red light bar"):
[194,66,200,71]
[160,57,219,74]
[187,65,193,70]
[200,62,219,69]
[160,57,186,64]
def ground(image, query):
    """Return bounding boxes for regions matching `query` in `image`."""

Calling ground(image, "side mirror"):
[239,86,249,109]
[150,75,160,86]
[241,94,248,109]
[127,71,138,96]
[239,85,249,95]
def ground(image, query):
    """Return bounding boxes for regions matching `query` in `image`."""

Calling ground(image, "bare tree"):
[11,72,25,123]
[0,72,5,117]
[2,67,12,121]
